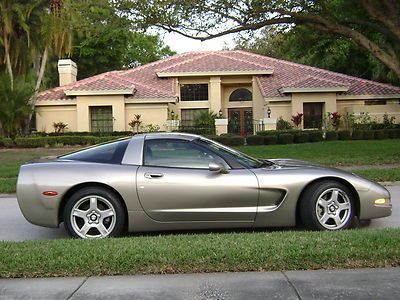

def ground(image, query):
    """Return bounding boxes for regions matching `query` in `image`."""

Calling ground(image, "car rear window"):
[60,139,130,164]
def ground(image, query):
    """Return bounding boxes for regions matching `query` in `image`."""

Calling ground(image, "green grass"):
[1,229,399,278]
[353,168,400,182]
[237,140,400,166]
[0,178,17,194]
[0,148,78,194]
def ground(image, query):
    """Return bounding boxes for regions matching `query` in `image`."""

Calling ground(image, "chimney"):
[58,59,77,86]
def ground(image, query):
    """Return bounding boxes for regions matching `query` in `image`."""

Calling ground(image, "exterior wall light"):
[267,107,272,118]
[219,109,223,117]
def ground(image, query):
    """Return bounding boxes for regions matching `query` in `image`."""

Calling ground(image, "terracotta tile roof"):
[157,52,272,73]
[36,50,400,102]
[280,75,350,89]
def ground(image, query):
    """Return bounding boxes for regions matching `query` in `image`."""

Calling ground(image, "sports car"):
[17,133,392,239]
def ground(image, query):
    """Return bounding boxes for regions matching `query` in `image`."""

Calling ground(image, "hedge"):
[325,131,338,141]
[278,133,294,144]
[364,130,375,140]
[338,131,351,140]
[294,132,309,143]
[212,135,245,146]
[264,135,278,145]
[2,136,126,148]
[352,130,364,140]
[308,131,324,142]
[246,135,265,145]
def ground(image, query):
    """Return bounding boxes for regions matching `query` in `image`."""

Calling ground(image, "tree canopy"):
[123,0,400,79]
[235,25,400,85]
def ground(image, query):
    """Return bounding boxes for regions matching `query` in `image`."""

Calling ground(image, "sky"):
[161,31,237,53]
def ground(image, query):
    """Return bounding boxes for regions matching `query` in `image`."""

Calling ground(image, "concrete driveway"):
[1,184,398,241]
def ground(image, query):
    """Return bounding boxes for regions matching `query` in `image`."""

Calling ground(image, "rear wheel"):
[300,181,355,231]
[63,187,126,239]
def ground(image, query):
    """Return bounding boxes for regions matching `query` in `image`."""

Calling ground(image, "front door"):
[136,139,259,222]
[228,108,253,136]
[303,103,323,129]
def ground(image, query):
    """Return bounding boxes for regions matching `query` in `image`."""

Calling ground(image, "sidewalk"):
[1,268,399,300]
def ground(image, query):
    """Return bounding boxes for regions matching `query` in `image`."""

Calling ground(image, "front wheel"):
[300,181,355,231]
[63,187,126,239]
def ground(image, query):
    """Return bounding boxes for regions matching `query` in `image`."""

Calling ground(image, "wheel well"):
[295,177,360,225]
[58,182,129,227]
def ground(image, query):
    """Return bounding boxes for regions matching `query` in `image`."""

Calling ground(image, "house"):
[35,51,400,135]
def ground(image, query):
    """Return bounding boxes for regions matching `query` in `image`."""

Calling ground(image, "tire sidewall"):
[63,187,126,238]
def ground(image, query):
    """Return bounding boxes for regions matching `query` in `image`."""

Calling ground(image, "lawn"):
[0,140,399,194]
[0,228,399,278]
[237,140,400,166]
[0,147,78,194]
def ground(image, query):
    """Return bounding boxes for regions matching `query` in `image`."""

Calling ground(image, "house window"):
[90,106,113,132]
[365,100,387,105]
[229,88,252,102]
[180,84,208,101]
[181,109,208,126]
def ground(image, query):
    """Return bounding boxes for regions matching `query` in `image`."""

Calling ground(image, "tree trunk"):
[3,33,13,90]
[35,47,48,93]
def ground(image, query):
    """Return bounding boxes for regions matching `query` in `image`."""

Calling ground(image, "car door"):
[136,138,259,222]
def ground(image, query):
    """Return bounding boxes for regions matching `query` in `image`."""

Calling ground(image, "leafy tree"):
[235,26,400,85]
[123,0,400,79]
[0,75,34,139]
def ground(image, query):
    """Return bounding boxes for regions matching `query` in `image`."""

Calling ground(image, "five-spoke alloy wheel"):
[300,181,355,231]
[64,187,125,238]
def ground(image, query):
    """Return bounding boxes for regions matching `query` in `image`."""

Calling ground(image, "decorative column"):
[209,77,222,114]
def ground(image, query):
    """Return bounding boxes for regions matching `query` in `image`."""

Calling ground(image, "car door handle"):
[144,173,164,179]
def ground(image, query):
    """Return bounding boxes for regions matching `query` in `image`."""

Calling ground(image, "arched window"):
[229,88,252,102]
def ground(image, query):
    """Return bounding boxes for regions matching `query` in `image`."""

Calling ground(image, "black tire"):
[63,187,126,238]
[300,181,355,231]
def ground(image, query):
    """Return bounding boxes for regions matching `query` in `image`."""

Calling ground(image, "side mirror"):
[208,162,229,174]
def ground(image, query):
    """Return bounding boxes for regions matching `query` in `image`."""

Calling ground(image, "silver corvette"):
[17,133,391,239]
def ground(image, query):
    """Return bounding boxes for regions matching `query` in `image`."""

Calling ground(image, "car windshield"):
[197,138,272,168]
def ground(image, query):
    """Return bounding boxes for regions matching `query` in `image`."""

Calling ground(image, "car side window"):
[143,139,228,169]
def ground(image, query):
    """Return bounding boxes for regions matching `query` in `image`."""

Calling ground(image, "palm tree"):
[0,74,34,139]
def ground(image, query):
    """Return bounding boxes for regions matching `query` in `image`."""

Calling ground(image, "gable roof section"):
[36,50,400,102]
[156,52,273,76]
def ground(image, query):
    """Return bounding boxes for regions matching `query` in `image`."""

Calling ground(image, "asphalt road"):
[1,185,399,241]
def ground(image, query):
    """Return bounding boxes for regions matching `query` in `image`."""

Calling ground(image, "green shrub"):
[294,132,308,143]
[364,130,375,140]
[325,131,338,141]
[308,131,324,142]
[373,130,385,140]
[338,130,351,140]
[352,130,364,140]
[246,135,265,145]
[214,135,245,146]
[278,133,294,144]
[264,135,278,145]
[47,131,133,137]
[276,117,293,130]
[0,137,3,147]
[257,129,301,136]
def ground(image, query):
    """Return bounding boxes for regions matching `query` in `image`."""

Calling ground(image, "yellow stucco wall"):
[36,105,77,132]
[125,103,168,131]
[268,102,292,120]
[76,95,126,132]
[337,99,400,122]
[291,92,337,115]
